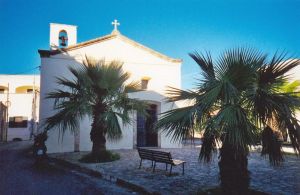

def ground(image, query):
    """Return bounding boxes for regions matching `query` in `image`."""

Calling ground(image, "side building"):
[0,75,40,141]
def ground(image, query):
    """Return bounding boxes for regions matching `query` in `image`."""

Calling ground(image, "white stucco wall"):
[0,75,40,141]
[40,33,182,153]
[52,37,181,92]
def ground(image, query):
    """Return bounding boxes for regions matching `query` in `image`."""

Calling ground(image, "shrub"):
[79,151,120,163]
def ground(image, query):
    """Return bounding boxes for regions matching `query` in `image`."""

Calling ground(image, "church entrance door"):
[137,104,158,147]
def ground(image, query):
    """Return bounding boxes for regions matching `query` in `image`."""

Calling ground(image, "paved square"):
[51,148,300,195]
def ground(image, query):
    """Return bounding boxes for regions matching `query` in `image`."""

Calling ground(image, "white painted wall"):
[39,57,78,153]
[74,91,182,152]
[53,37,181,92]
[40,31,182,153]
[0,75,40,141]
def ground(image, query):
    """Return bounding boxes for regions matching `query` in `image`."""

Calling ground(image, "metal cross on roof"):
[112,19,120,31]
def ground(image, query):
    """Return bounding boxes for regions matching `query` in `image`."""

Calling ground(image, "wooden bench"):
[137,147,186,175]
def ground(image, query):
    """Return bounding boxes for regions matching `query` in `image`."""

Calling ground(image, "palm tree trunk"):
[218,141,250,194]
[90,103,107,158]
[90,125,106,156]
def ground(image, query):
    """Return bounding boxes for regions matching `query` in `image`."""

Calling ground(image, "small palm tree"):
[156,49,300,194]
[45,57,146,162]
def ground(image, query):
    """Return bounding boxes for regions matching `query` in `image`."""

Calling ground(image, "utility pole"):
[5,83,9,142]
[31,76,37,138]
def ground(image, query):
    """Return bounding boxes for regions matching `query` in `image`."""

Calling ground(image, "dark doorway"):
[137,104,158,147]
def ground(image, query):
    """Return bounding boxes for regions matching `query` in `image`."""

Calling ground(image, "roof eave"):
[38,33,182,63]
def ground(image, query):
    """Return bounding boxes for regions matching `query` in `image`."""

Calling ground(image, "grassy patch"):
[79,150,120,163]
[197,187,269,195]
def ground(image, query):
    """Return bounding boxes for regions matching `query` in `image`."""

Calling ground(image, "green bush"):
[79,151,120,163]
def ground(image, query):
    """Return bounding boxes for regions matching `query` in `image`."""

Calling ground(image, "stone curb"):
[48,156,155,195]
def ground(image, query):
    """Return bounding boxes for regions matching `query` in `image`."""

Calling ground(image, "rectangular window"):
[27,89,33,93]
[141,79,149,90]
[9,116,28,128]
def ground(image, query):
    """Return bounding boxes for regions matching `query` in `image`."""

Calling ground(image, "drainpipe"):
[5,83,9,142]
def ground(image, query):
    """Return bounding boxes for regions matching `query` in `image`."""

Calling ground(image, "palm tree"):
[45,57,146,162]
[156,49,300,194]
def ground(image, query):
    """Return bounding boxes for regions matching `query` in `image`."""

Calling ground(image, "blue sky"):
[0,0,299,89]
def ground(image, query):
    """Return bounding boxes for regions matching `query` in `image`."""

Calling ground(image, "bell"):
[59,35,68,47]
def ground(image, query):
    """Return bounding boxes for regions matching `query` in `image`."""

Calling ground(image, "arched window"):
[58,30,68,47]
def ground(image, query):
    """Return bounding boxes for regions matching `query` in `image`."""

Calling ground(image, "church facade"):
[39,22,183,153]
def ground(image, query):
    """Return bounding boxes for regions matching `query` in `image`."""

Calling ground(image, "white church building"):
[39,21,183,153]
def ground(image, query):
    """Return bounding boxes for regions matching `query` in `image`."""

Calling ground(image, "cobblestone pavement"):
[51,148,300,195]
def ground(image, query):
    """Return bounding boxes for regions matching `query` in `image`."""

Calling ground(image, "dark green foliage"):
[79,151,120,163]
[156,48,300,193]
[45,56,147,160]
[261,126,283,165]
[199,130,217,163]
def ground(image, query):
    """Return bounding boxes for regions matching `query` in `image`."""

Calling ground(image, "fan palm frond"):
[189,51,215,80]
[281,117,300,154]
[44,100,86,139]
[207,104,258,148]
[165,87,200,102]
[124,81,142,93]
[261,126,284,165]
[45,56,147,151]
[156,105,199,142]
[199,129,219,163]
[104,111,123,141]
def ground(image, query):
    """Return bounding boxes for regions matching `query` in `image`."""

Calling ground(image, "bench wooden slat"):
[137,147,186,175]
[172,159,185,165]
[140,155,153,159]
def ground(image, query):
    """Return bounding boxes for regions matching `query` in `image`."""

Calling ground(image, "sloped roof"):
[38,32,182,63]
